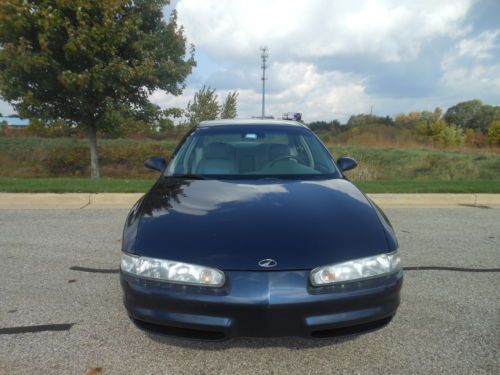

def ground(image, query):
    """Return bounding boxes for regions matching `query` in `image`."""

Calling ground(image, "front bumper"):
[121,269,403,339]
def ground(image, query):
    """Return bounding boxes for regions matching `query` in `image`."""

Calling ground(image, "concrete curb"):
[0,193,90,209]
[0,193,499,209]
[369,193,500,207]
[0,193,144,209]
[369,193,485,207]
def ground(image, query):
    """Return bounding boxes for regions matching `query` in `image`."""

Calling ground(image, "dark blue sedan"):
[120,119,403,339]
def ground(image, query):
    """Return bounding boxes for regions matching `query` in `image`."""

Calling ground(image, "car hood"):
[133,177,392,271]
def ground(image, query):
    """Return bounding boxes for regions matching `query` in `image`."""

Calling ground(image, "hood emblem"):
[258,259,277,268]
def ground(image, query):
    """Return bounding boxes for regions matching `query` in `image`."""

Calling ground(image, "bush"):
[45,145,89,175]
[464,129,487,147]
[415,120,447,137]
[320,134,331,143]
[488,120,500,145]
[435,125,464,146]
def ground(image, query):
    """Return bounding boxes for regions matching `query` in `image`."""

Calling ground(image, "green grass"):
[329,144,500,181]
[0,177,155,193]
[355,180,500,193]
[0,177,499,193]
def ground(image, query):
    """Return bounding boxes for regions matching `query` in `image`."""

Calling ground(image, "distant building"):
[0,116,30,128]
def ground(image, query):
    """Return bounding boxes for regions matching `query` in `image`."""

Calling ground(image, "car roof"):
[198,119,306,128]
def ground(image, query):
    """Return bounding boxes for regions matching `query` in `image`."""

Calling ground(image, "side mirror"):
[144,156,166,172]
[337,157,358,173]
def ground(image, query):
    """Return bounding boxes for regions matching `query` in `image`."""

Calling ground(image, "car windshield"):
[165,125,340,179]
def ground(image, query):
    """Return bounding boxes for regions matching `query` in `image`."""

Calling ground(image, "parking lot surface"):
[0,208,499,374]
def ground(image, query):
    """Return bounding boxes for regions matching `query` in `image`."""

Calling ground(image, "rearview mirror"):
[144,156,166,172]
[337,157,358,173]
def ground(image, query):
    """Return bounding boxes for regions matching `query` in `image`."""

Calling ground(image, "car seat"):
[196,142,237,174]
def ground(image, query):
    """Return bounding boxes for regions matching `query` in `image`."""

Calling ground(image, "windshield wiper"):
[169,174,210,180]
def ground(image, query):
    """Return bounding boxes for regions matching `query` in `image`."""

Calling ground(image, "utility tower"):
[260,47,268,119]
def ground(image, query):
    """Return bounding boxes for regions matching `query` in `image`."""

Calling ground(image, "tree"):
[157,107,183,134]
[0,0,195,178]
[488,120,500,145]
[220,91,239,119]
[395,107,442,130]
[394,112,420,128]
[416,119,447,137]
[185,86,220,127]
[479,105,500,132]
[419,107,442,125]
[308,120,343,134]
[444,100,500,133]
[347,114,394,128]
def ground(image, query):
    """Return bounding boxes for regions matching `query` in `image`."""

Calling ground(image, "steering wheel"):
[267,155,298,167]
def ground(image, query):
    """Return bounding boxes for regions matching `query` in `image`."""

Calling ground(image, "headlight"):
[121,253,225,287]
[310,249,401,286]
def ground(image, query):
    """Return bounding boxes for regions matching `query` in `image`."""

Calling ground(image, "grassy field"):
[0,136,499,192]
[0,177,499,193]
[0,177,154,193]
[330,145,500,181]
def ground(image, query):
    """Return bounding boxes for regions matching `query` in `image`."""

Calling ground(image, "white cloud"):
[152,0,497,122]
[176,0,473,63]
[440,29,500,98]
[152,62,372,122]
[456,29,500,59]
[150,88,195,111]
[262,62,369,121]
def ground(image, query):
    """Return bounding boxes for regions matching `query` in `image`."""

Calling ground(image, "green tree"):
[308,120,343,134]
[0,0,195,178]
[444,100,500,133]
[394,112,420,128]
[220,91,239,119]
[185,86,220,127]
[347,114,394,128]
[444,100,483,130]
[157,107,183,134]
[416,119,447,137]
[432,107,443,122]
[488,120,500,145]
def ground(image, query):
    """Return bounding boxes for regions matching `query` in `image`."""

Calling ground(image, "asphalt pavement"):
[0,208,499,374]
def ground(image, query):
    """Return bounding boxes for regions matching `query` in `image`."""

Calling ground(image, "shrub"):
[415,120,447,137]
[464,129,487,147]
[45,145,89,175]
[320,134,331,143]
[436,125,464,146]
[488,120,500,145]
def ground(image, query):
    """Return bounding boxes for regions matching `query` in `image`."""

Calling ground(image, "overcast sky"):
[1,0,499,122]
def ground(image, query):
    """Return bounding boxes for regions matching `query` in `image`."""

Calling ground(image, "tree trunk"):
[86,125,100,179]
